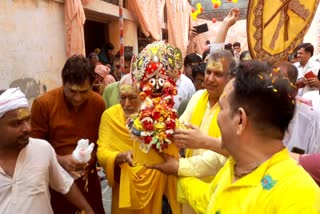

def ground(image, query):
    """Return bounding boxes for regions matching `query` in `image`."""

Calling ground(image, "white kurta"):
[0,138,74,214]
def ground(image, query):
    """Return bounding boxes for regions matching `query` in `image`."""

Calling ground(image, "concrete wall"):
[0,0,66,100]
[0,0,139,103]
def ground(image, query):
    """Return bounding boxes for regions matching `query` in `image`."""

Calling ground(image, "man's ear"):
[236,107,247,135]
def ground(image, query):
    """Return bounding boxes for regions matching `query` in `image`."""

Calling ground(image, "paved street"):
[101,178,112,214]
[98,169,112,214]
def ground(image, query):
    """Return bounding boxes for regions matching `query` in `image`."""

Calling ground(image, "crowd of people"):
[1,7,320,214]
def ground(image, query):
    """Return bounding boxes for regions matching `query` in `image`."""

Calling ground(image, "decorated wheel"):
[247,0,319,63]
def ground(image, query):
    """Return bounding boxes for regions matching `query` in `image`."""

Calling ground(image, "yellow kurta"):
[97,104,181,214]
[178,149,320,214]
[178,90,226,180]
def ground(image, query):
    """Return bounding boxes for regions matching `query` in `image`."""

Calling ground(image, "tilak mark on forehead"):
[17,108,30,120]
[70,84,90,91]
[207,60,224,73]
[120,84,138,93]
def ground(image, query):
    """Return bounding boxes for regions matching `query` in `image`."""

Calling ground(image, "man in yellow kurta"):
[97,43,182,213]
[173,8,240,180]
[178,61,320,213]
[176,49,236,180]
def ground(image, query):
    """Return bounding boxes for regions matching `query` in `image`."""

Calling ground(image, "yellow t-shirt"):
[178,149,320,214]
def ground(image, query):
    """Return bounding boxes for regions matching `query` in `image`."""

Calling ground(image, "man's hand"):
[223,8,240,27]
[174,124,207,149]
[145,153,179,175]
[115,151,134,166]
[295,78,306,88]
[189,27,198,39]
[57,154,87,176]
[305,77,320,88]
[214,8,240,44]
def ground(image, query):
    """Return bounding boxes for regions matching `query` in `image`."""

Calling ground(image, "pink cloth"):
[94,64,116,86]
[95,64,110,78]
[128,0,165,41]
[296,96,313,107]
[94,64,115,86]
[166,0,190,58]
[104,75,116,86]
[65,0,87,56]
[299,153,320,186]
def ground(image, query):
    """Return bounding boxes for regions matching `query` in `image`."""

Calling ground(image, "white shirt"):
[301,55,320,95]
[0,138,74,214]
[294,62,305,80]
[294,62,305,96]
[302,90,320,110]
[174,74,195,110]
[283,102,320,154]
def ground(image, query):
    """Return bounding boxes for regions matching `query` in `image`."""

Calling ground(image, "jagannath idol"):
[127,41,182,153]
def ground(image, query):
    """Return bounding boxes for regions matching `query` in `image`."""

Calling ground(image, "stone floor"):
[98,168,112,214]
[99,171,112,214]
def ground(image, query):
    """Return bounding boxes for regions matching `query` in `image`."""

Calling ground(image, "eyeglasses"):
[119,95,139,102]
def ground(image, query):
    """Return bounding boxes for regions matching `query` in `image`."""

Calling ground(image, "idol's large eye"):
[158,78,165,86]
[149,78,156,86]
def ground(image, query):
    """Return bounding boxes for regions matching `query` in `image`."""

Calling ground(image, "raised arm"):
[214,8,240,44]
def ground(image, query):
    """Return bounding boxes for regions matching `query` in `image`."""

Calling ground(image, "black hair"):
[239,50,251,61]
[115,50,134,62]
[296,43,314,57]
[288,52,297,61]
[202,49,210,61]
[61,55,95,85]
[229,60,295,136]
[278,61,298,84]
[103,42,114,51]
[232,42,241,47]
[184,53,202,67]
[224,43,234,56]
[88,52,98,60]
[192,63,206,79]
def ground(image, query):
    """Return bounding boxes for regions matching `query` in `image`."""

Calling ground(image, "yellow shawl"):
[185,90,221,157]
[97,104,181,214]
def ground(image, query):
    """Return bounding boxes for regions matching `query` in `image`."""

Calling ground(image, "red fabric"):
[299,153,320,186]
